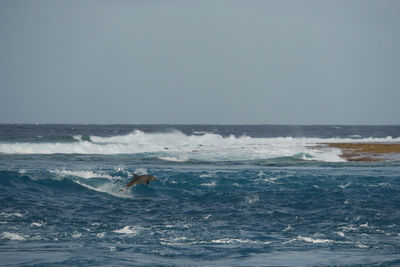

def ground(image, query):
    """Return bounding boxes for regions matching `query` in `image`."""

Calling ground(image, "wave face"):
[1,125,400,266]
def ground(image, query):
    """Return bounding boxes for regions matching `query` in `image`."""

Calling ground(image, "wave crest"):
[0,130,399,162]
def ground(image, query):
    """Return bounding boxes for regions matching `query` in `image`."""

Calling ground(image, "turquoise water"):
[1,125,400,266]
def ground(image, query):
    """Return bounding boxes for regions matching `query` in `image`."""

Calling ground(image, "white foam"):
[1,232,25,240]
[73,180,129,198]
[245,195,260,204]
[73,135,83,141]
[336,231,345,237]
[211,238,271,245]
[97,232,106,238]
[158,237,272,246]
[133,168,148,175]
[356,242,369,248]
[297,236,333,244]
[261,175,284,183]
[282,238,297,244]
[30,222,43,227]
[50,169,115,180]
[201,181,216,187]
[339,183,351,189]
[339,225,359,232]
[283,225,294,232]
[257,171,265,178]
[0,212,23,218]
[114,165,125,172]
[72,232,82,238]
[1,130,399,162]
[159,236,194,245]
[113,226,143,235]
[158,156,189,162]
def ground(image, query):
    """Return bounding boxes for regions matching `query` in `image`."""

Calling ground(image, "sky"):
[0,0,399,124]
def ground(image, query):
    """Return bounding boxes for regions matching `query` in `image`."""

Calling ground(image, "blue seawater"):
[1,125,400,266]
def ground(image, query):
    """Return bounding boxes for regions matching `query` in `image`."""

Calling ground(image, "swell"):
[0,169,157,199]
[2,168,400,255]
[0,170,97,195]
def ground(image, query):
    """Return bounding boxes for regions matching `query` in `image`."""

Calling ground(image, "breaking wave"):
[0,130,399,162]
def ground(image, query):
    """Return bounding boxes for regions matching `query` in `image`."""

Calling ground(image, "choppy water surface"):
[1,125,400,266]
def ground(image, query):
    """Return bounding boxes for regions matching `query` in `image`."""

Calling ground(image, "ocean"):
[1,124,400,266]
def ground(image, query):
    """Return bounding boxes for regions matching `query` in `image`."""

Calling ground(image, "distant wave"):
[158,156,189,162]
[0,130,399,162]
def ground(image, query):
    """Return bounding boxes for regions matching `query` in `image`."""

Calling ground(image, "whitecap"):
[113,225,143,235]
[201,181,216,187]
[159,236,189,245]
[282,238,297,244]
[97,232,106,238]
[339,183,351,189]
[133,168,148,175]
[283,225,293,232]
[73,180,130,198]
[72,232,82,238]
[1,130,399,163]
[211,238,271,245]
[245,195,260,204]
[356,242,369,248]
[336,231,345,237]
[297,236,333,244]
[0,212,23,218]
[114,165,127,173]
[338,225,359,232]
[158,156,188,162]
[1,232,25,240]
[73,135,83,141]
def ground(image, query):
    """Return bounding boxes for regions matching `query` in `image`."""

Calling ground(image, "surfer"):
[119,174,157,192]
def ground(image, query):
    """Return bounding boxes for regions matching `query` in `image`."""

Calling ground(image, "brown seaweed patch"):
[320,143,400,162]
[326,143,400,153]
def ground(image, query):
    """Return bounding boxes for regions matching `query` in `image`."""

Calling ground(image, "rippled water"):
[1,125,400,266]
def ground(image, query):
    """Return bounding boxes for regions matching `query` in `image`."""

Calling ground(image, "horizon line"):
[1,123,400,127]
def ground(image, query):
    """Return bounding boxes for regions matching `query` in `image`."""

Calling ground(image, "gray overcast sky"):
[0,0,399,124]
